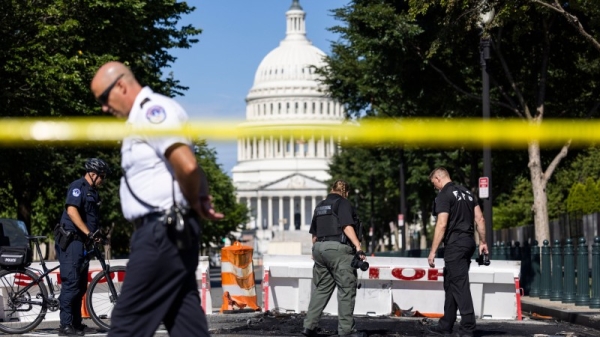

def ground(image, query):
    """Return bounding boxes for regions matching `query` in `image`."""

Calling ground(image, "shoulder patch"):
[72,188,81,197]
[146,105,167,124]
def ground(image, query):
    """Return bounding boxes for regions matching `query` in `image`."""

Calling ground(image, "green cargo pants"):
[303,241,357,335]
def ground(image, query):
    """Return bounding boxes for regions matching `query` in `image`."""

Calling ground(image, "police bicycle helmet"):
[85,158,111,176]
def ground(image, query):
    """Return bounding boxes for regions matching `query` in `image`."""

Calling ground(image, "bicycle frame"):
[90,244,120,300]
[22,238,119,309]
[0,235,124,334]
[27,238,60,300]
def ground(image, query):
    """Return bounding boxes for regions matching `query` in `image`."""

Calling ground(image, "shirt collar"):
[128,86,154,123]
[440,181,455,193]
[81,176,94,190]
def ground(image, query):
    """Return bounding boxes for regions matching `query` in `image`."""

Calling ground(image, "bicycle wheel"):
[0,268,48,334]
[86,265,126,331]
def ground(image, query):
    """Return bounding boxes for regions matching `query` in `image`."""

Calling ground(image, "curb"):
[521,297,600,331]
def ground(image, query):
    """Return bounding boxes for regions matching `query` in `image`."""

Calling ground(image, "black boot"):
[302,327,317,337]
[58,324,85,336]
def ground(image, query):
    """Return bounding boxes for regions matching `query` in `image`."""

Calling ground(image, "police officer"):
[57,158,110,336]
[90,62,224,337]
[426,167,488,337]
[302,180,366,337]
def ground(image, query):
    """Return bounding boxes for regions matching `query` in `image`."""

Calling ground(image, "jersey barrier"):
[262,255,521,320]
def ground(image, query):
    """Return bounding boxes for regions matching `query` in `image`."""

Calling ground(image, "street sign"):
[398,214,404,227]
[479,177,489,199]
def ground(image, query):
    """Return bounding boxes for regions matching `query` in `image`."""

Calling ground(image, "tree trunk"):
[528,142,550,244]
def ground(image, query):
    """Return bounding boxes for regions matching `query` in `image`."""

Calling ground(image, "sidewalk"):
[521,296,600,330]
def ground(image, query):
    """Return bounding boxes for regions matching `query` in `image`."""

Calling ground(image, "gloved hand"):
[87,230,105,244]
[355,250,366,261]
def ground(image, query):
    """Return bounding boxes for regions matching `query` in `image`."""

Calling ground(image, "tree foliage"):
[322,0,600,244]
[0,1,245,253]
[194,141,249,250]
[548,148,600,214]
[493,177,533,229]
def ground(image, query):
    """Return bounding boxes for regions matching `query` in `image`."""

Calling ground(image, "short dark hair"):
[429,167,449,180]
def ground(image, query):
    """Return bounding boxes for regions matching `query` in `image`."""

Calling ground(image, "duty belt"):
[317,235,343,243]
[132,211,166,230]
[59,224,87,242]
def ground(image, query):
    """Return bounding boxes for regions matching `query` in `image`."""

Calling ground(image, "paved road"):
[11,312,600,336]
[6,267,600,336]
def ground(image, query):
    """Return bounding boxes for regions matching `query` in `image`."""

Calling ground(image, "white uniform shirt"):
[120,86,192,221]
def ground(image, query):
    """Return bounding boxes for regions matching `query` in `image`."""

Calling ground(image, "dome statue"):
[232,0,344,235]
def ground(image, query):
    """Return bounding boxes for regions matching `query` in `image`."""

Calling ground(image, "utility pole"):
[399,148,407,252]
[480,37,494,249]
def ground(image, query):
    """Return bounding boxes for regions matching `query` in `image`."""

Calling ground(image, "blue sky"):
[166,0,348,175]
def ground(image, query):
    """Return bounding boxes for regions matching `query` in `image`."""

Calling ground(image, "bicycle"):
[0,235,126,334]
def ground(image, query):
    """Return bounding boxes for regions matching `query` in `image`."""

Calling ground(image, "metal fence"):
[493,212,600,247]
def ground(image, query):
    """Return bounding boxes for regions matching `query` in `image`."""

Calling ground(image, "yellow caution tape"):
[0,117,594,149]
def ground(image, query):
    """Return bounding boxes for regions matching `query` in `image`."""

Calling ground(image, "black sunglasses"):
[96,74,124,105]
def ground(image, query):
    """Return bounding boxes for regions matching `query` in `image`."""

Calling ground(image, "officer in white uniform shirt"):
[91,61,224,337]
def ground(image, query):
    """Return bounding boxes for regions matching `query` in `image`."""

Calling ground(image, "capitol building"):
[232,0,344,234]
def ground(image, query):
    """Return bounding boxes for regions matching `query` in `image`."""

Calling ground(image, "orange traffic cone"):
[219,241,260,313]
[81,293,90,318]
[220,291,248,312]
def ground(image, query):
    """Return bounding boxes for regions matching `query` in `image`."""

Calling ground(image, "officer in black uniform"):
[302,180,366,337]
[426,167,488,337]
[56,158,110,336]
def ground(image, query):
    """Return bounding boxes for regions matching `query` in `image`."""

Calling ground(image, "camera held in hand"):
[351,251,369,271]
[476,253,490,266]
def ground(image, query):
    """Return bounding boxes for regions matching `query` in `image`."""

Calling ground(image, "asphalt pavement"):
[11,310,600,337]
[4,267,600,336]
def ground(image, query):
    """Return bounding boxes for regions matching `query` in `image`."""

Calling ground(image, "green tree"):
[194,141,249,251]
[567,182,586,213]
[0,0,200,233]
[410,0,600,243]
[548,147,600,217]
[583,178,600,213]
[566,177,600,214]
[321,0,528,247]
[322,0,600,245]
[493,177,534,229]
[0,1,247,253]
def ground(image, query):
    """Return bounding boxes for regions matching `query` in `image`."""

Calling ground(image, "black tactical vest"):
[314,196,343,238]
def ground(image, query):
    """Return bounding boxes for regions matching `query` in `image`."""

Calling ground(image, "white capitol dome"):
[232,0,344,236]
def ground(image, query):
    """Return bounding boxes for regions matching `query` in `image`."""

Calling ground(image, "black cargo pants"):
[108,215,208,337]
[438,239,476,333]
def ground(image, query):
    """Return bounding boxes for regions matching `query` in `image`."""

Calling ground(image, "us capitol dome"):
[232,0,344,233]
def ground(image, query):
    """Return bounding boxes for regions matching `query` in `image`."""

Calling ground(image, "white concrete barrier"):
[262,255,521,320]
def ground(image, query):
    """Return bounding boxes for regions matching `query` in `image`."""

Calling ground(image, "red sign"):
[390,268,442,281]
[479,177,489,199]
